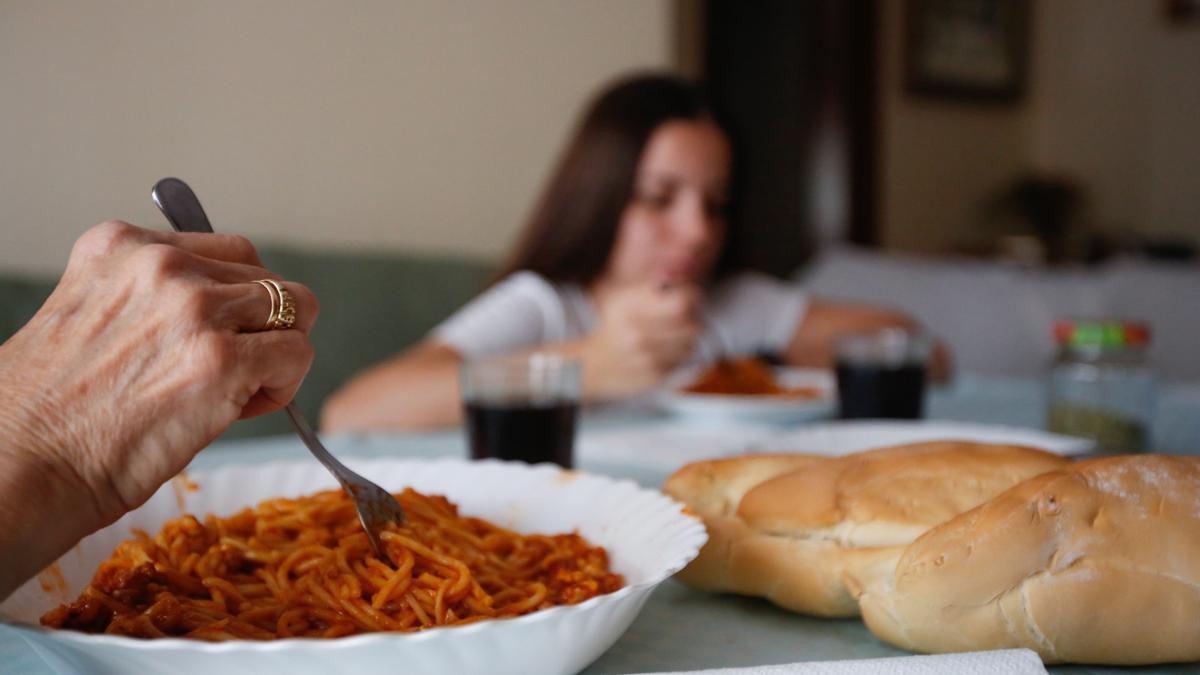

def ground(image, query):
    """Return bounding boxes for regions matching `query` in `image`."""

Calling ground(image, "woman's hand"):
[580,282,702,399]
[0,221,317,597]
[786,298,954,383]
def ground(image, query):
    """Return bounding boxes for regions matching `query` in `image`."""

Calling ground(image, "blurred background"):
[2,0,1197,435]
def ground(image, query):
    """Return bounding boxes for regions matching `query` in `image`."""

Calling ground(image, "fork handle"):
[150,178,372,488]
[283,403,373,490]
[150,177,404,560]
[152,178,214,234]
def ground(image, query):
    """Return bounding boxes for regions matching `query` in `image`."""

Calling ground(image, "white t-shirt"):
[432,271,808,367]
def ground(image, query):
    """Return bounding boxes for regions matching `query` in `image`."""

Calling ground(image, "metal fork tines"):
[284,405,405,559]
[151,177,405,562]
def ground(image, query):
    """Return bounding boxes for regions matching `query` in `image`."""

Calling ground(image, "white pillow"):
[797,246,1106,378]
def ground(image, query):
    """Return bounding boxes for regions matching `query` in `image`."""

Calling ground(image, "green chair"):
[0,247,493,440]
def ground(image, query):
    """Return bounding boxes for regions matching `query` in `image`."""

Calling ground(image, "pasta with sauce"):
[684,357,821,398]
[42,488,623,639]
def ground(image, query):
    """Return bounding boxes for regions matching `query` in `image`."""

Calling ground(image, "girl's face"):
[601,120,731,287]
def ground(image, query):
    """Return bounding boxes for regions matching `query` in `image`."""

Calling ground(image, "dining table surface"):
[3,373,1199,675]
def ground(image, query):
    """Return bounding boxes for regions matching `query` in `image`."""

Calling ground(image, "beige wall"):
[875,0,1032,253]
[1030,0,1200,241]
[0,1,673,275]
[877,0,1200,253]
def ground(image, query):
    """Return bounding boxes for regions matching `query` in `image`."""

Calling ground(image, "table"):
[3,375,1198,674]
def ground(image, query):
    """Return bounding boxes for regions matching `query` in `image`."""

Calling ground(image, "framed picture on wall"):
[905,0,1030,101]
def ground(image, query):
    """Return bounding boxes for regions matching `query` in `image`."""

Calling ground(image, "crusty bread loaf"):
[663,453,826,600]
[664,441,1069,617]
[851,454,1200,665]
[664,453,826,519]
[737,441,1069,545]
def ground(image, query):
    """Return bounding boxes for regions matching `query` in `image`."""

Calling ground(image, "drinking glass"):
[835,329,931,419]
[460,353,582,468]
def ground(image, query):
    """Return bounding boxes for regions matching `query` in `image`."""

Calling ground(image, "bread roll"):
[852,454,1200,665]
[665,441,1068,617]
[664,453,825,600]
[664,453,826,519]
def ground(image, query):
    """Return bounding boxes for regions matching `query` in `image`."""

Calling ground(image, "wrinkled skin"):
[0,221,318,599]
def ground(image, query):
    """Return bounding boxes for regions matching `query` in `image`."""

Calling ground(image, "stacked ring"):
[254,279,297,330]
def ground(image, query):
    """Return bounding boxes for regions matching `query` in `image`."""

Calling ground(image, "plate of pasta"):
[660,358,837,424]
[0,458,706,675]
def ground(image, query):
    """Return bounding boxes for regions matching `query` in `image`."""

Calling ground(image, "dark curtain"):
[702,0,878,277]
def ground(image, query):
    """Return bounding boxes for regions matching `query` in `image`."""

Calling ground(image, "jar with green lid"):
[1047,319,1155,454]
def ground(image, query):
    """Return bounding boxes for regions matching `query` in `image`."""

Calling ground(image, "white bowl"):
[659,366,836,424]
[1,458,707,675]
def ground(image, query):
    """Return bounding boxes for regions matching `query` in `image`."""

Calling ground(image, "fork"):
[659,280,730,363]
[699,307,732,364]
[150,177,405,561]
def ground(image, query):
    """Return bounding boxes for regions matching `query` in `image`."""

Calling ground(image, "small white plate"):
[657,366,836,424]
[756,420,1096,457]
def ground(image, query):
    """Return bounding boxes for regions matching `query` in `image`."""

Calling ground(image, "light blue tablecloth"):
[3,375,1198,674]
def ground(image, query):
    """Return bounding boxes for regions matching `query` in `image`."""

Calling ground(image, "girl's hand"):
[581,282,701,398]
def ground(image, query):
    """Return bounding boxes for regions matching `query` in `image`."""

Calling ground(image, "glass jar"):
[1047,319,1154,454]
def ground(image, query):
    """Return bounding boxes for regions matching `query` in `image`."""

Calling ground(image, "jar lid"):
[1053,319,1151,350]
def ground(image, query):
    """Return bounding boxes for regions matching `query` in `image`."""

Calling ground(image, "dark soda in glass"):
[465,399,577,468]
[835,362,926,419]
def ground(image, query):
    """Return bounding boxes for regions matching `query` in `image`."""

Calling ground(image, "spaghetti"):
[685,357,821,397]
[41,488,624,640]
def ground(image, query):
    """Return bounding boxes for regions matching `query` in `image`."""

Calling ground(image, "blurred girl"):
[324,74,938,431]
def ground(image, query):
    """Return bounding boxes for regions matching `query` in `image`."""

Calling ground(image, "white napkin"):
[636,649,1047,675]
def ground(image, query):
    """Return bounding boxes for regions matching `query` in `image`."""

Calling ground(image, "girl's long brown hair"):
[494,73,736,286]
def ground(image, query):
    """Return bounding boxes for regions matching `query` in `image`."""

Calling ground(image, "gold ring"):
[254,279,297,330]
[253,280,277,330]
[262,279,296,330]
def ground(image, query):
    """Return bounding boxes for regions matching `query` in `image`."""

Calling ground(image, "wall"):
[1029,0,1200,242]
[875,0,1032,253]
[0,1,673,276]
[877,0,1200,254]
